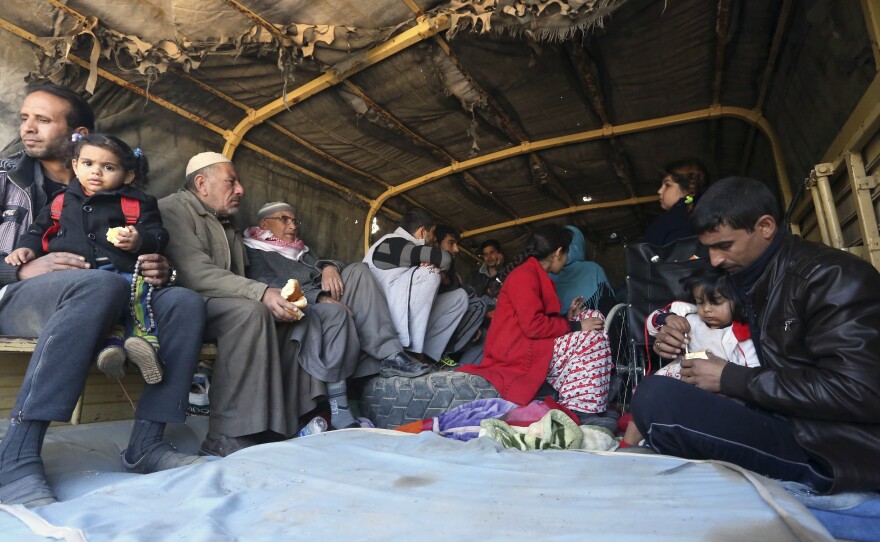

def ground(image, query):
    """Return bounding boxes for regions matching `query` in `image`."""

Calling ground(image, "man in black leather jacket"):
[635,176,880,493]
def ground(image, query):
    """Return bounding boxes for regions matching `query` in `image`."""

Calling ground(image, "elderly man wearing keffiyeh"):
[244,202,430,427]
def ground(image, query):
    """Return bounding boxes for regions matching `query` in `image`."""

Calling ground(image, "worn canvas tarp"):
[0,420,832,541]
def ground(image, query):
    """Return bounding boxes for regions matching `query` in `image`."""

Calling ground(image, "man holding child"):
[0,83,205,508]
[635,176,880,493]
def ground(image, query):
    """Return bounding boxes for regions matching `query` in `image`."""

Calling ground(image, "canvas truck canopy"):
[1,3,880,540]
[1,0,876,279]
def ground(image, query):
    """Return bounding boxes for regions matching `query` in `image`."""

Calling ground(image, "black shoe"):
[0,474,58,508]
[123,442,207,473]
[380,352,431,378]
[199,434,260,457]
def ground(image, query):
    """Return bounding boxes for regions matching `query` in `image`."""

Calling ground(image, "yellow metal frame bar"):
[363,105,792,251]
[792,74,880,226]
[807,180,832,246]
[222,13,451,158]
[822,75,880,165]
[461,196,659,238]
[0,15,404,221]
[796,0,880,259]
[844,152,880,269]
[862,0,880,71]
[810,163,846,249]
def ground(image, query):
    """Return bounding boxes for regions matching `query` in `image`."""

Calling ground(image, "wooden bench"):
[0,337,216,425]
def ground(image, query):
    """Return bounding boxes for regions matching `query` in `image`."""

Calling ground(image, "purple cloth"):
[435,398,519,441]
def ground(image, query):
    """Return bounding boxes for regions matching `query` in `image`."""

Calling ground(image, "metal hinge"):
[856,173,878,190]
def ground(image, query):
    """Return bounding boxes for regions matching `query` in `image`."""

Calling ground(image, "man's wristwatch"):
[166,267,178,287]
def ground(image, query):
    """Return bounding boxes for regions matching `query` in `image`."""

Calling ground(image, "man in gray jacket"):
[159,154,428,455]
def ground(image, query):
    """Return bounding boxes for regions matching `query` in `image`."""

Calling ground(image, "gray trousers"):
[0,270,204,424]
[294,263,404,382]
[394,266,470,361]
[292,262,404,381]
[338,263,401,365]
[423,287,469,360]
[204,264,401,438]
[373,266,469,361]
[446,295,488,355]
[298,302,360,382]
[203,298,323,439]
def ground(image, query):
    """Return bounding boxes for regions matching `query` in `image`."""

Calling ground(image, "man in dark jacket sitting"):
[638,176,880,494]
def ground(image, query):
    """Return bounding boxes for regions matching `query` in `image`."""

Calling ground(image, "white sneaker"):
[189,372,210,406]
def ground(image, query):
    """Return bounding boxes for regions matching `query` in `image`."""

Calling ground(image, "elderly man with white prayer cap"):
[159,152,428,456]
[159,151,305,456]
[243,200,430,430]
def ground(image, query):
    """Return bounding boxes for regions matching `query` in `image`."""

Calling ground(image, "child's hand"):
[112,226,141,252]
[578,316,604,332]
[4,248,36,266]
[567,296,586,319]
[664,314,691,336]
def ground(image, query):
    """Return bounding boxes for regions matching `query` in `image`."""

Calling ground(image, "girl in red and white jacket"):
[620,267,759,447]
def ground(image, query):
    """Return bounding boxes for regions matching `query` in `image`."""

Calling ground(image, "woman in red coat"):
[459,224,613,422]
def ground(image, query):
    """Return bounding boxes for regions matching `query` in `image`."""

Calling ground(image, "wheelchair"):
[603,236,709,410]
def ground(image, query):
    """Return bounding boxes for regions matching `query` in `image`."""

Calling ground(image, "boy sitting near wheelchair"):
[619,266,758,448]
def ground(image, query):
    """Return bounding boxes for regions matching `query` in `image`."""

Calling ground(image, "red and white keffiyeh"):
[242,226,309,261]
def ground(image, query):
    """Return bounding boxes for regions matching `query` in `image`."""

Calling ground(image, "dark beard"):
[24,137,71,162]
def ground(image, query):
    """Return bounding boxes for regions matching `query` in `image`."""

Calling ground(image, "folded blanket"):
[479,410,617,452]
[502,396,579,427]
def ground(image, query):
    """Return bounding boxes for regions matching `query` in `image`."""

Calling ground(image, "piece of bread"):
[106,227,127,245]
[281,278,308,313]
[684,351,708,360]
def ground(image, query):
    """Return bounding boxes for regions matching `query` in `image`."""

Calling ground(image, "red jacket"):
[460,256,571,404]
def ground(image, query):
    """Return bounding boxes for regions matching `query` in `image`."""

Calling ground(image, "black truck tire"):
[360,371,500,429]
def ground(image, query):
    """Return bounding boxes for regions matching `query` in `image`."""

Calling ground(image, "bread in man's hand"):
[281,279,308,315]
[684,351,708,360]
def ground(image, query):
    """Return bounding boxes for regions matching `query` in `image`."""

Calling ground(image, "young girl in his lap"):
[5,133,168,384]
[620,267,759,447]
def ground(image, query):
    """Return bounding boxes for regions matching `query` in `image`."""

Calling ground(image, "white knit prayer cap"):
[185,152,232,176]
[257,202,296,221]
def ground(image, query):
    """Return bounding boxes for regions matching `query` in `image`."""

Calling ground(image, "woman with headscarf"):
[549,225,615,316]
[459,224,615,430]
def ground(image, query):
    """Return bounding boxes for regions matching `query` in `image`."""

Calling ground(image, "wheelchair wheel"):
[604,303,646,411]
